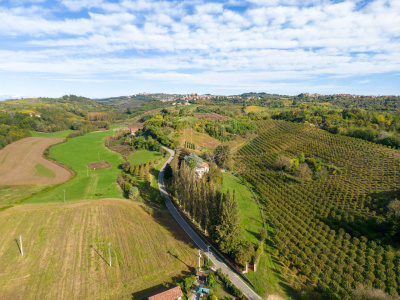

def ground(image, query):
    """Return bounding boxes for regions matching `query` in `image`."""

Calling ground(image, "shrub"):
[129,187,139,199]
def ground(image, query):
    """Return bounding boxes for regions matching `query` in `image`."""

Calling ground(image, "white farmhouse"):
[195,161,209,178]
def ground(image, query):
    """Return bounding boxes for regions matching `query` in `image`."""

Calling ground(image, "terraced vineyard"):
[236,120,400,299]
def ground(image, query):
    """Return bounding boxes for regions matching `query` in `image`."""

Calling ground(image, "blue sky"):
[0,0,399,99]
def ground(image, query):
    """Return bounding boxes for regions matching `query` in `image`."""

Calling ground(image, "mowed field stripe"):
[0,137,71,185]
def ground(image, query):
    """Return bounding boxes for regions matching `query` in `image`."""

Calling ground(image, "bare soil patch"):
[0,137,72,185]
[88,160,112,170]
[194,112,230,120]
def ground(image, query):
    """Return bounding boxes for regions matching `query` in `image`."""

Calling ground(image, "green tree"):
[213,190,242,254]
[129,186,139,199]
[214,145,232,169]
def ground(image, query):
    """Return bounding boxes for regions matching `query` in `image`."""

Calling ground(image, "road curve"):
[158,146,263,300]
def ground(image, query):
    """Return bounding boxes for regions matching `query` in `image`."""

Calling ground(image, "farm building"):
[195,161,209,178]
[130,128,139,135]
[196,271,208,285]
[147,286,183,300]
[29,113,41,118]
[183,153,210,178]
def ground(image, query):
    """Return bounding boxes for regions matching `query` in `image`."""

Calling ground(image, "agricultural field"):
[128,149,162,166]
[236,120,400,298]
[221,173,292,298]
[30,130,73,138]
[194,112,230,120]
[24,130,125,204]
[0,137,72,186]
[245,106,268,113]
[177,128,220,150]
[0,185,50,205]
[0,199,197,300]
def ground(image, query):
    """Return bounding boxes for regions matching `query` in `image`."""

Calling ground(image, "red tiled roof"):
[147,286,183,300]
[198,162,209,168]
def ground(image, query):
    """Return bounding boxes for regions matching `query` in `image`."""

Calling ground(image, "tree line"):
[167,154,260,267]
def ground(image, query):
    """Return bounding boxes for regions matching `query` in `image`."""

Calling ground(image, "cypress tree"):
[140,165,144,181]
[213,189,242,254]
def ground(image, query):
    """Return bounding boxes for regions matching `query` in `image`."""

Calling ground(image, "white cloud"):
[0,0,398,94]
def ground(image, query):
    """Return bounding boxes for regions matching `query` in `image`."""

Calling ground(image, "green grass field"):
[34,163,56,178]
[30,130,73,138]
[245,106,268,113]
[128,149,162,165]
[221,173,292,299]
[24,130,125,204]
[0,185,51,205]
[221,173,262,244]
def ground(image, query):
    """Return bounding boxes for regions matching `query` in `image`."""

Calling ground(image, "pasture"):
[25,130,125,204]
[128,149,162,166]
[178,128,220,150]
[0,199,197,300]
[30,130,73,138]
[245,106,268,113]
[0,137,71,185]
[0,185,50,205]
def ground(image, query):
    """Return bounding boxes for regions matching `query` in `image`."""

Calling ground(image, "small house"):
[130,128,139,136]
[195,161,209,178]
[147,286,183,300]
[196,271,208,284]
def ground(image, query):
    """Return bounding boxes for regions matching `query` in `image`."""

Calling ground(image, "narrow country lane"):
[158,146,263,300]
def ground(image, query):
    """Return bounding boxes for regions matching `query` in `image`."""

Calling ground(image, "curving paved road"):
[158,146,263,300]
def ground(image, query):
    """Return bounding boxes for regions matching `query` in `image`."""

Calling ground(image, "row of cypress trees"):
[169,156,243,256]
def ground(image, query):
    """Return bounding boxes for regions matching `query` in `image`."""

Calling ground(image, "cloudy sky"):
[0,0,399,98]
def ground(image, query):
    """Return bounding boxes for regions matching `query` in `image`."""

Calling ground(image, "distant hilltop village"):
[135,92,242,102]
[133,92,392,100]
[302,93,380,98]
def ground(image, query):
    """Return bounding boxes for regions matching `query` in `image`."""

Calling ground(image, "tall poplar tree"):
[213,190,242,254]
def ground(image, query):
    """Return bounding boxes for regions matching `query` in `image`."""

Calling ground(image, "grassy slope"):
[30,130,73,138]
[221,173,291,299]
[25,130,125,204]
[245,106,268,113]
[128,150,162,165]
[0,185,50,205]
[0,199,196,300]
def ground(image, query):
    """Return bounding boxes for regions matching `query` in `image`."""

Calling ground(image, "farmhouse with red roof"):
[147,286,183,300]
[130,128,139,135]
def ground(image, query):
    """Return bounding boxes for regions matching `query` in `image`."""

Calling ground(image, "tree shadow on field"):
[245,229,260,241]
[14,239,22,255]
[90,245,109,266]
[167,250,195,271]
[131,271,193,300]
[131,284,165,300]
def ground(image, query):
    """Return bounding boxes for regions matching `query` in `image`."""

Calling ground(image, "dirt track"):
[0,137,72,185]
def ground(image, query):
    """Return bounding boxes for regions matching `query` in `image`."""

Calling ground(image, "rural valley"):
[1,93,400,300]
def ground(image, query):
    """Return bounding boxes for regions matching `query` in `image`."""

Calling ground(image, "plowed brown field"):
[0,199,196,299]
[0,137,71,185]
